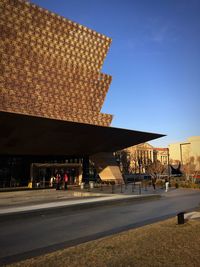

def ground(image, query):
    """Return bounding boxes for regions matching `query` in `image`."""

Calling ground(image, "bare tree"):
[197,156,200,172]
[129,151,141,174]
[146,160,165,180]
[117,150,130,175]
[183,156,196,179]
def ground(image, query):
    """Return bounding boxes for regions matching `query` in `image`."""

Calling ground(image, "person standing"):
[165,178,169,192]
[152,177,156,190]
[64,172,69,190]
[49,175,55,188]
[56,173,61,190]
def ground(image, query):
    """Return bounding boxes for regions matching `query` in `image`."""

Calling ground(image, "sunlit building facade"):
[0,0,163,187]
[169,136,200,175]
[117,143,169,175]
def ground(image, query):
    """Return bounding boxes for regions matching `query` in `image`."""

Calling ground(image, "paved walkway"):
[0,184,163,215]
[2,184,199,217]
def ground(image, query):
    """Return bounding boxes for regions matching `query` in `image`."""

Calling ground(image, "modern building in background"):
[169,136,200,176]
[0,0,163,187]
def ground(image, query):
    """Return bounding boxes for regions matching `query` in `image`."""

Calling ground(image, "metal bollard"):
[87,184,90,192]
[120,183,123,193]
[80,182,84,190]
[144,182,147,191]
[111,184,115,194]
[132,183,134,193]
[177,212,185,224]
[139,184,141,195]
[100,183,103,191]
[89,181,94,190]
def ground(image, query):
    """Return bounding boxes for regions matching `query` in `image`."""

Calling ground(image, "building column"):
[30,163,34,183]
[78,166,83,185]
[82,156,89,184]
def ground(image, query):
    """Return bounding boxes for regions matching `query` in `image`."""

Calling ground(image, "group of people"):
[49,172,69,190]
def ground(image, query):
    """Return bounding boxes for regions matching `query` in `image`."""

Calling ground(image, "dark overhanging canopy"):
[0,111,165,156]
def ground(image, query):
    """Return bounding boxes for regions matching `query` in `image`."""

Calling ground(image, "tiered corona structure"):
[0,0,113,126]
[0,0,164,187]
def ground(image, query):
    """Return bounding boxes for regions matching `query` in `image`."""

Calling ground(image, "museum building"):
[0,0,164,187]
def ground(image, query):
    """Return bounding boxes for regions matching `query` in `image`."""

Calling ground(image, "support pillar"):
[82,156,89,184]
[30,163,34,183]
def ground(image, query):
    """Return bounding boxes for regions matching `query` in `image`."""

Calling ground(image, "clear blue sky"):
[31,0,200,147]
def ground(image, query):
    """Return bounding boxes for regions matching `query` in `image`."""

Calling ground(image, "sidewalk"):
[0,184,163,215]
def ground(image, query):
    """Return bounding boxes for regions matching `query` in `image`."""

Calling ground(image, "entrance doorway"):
[30,163,82,188]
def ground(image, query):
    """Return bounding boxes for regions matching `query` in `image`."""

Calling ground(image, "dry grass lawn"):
[9,218,200,267]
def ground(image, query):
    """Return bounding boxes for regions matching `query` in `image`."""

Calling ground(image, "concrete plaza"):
[0,183,165,215]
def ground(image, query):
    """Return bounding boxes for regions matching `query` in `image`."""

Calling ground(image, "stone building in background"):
[116,143,169,175]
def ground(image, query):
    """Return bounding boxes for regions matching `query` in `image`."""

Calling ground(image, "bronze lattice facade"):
[0,0,113,126]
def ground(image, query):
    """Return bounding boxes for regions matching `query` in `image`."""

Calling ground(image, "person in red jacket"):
[64,172,69,190]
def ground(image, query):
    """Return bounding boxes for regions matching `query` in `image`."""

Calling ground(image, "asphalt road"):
[0,189,200,265]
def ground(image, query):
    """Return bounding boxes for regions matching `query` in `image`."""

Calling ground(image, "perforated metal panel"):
[0,0,112,126]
